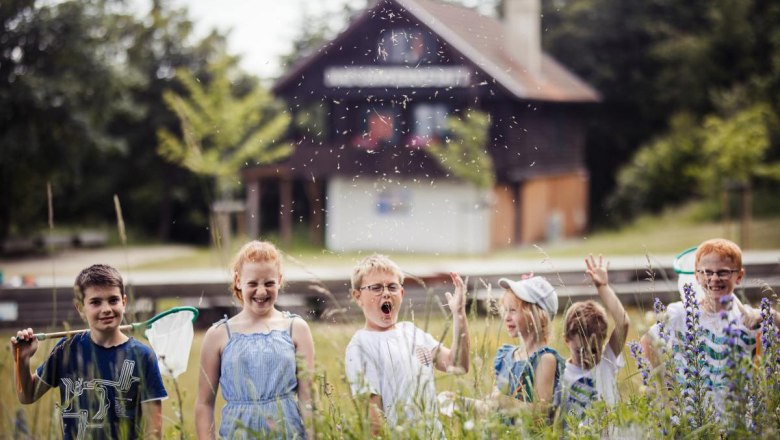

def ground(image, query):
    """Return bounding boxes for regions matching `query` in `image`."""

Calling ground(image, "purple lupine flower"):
[654,297,670,344]
[629,341,651,386]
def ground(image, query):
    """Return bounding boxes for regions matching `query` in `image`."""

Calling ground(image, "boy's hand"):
[735,298,762,330]
[444,272,466,314]
[585,254,609,288]
[10,328,38,361]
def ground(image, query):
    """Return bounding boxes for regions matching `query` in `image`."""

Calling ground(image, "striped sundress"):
[217,312,306,439]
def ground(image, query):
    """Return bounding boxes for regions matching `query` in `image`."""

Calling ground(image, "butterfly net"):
[144,308,198,378]
[673,247,703,302]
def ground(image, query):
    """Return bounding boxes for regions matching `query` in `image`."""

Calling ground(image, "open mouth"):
[381,301,393,315]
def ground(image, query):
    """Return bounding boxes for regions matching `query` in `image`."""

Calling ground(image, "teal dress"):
[494,344,565,407]
[217,313,306,439]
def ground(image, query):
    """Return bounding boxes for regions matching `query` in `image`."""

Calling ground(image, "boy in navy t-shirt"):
[11,264,167,439]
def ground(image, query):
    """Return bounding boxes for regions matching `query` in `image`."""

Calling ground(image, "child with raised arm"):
[561,254,629,420]
[196,241,315,439]
[10,264,167,439]
[344,254,469,435]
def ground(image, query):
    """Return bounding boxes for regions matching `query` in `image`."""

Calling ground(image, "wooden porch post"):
[305,180,323,246]
[280,177,293,248]
[247,179,260,239]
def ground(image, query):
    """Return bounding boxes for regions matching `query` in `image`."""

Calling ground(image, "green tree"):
[108,0,227,242]
[607,113,704,218]
[157,55,293,199]
[699,103,776,189]
[426,110,494,189]
[0,0,128,240]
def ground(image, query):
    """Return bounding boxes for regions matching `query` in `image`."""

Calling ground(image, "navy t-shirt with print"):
[36,333,168,440]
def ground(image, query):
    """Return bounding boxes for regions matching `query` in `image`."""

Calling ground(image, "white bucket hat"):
[498,276,558,320]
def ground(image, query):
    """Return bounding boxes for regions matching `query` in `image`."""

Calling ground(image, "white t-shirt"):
[648,300,757,413]
[345,321,440,427]
[562,345,624,417]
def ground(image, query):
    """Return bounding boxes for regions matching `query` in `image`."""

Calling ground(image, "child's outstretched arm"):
[195,325,225,440]
[585,254,630,356]
[141,400,163,439]
[292,317,316,438]
[10,328,51,404]
[435,272,470,374]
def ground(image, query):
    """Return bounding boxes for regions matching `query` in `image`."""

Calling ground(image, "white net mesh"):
[673,247,703,302]
[144,309,196,378]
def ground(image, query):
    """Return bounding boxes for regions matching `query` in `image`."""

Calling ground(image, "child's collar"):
[89,330,129,348]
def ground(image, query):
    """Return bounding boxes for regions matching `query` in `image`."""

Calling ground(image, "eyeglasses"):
[696,269,739,280]
[359,283,401,295]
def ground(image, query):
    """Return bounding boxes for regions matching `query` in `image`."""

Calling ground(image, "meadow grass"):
[0,302,652,438]
[131,209,780,271]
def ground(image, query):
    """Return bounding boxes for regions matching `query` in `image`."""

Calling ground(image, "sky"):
[144,0,496,79]
[165,0,366,79]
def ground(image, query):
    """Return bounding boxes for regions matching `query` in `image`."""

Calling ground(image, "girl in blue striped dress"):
[195,241,315,439]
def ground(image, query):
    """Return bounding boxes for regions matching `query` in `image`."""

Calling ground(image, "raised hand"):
[444,272,466,314]
[585,254,609,288]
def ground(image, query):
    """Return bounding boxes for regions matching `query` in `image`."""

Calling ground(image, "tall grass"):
[1,250,777,437]
[0,296,651,438]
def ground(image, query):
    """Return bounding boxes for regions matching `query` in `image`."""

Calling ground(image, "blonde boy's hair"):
[503,290,550,344]
[350,254,404,291]
[230,240,282,301]
[695,238,743,269]
[564,301,608,344]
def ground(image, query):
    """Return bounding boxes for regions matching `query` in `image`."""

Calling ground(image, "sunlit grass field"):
[133,209,780,272]
[1,204,778,437]
[0,301,653,438]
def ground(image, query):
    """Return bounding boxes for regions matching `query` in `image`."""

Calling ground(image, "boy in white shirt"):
[344,254,469,435]
[641,238,780,418]
[561,255,629,419]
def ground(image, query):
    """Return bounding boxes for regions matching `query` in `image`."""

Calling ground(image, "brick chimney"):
[504,0,541,77]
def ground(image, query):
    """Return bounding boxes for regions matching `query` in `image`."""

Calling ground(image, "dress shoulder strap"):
[213,314,231,339]
[284,311,300,337]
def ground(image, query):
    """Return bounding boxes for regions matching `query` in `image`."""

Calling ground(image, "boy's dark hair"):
[564,300,608,343]
[74,264,125,304]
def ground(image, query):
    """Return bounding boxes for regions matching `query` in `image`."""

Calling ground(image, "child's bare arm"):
[533,353,558,405]
[435,272,470,374]
[195,326,224,440]
[368,394,384,435]
[585,255,629,356]
[292,317,316,438]
[640,333,659,367]
[141,400,163,439]
[10,328,51,404]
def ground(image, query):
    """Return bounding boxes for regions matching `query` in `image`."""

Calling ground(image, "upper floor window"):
[377,29,428,64]
[352,104,402,149]
[409,103,448,147]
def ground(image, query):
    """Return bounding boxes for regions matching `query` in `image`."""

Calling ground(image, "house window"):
[353,105,401,149]
[376,188,411,215]
[378,29,428,64]
[410,103,448,147]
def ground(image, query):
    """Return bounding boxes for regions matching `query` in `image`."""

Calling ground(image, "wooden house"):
[242,0,599,253]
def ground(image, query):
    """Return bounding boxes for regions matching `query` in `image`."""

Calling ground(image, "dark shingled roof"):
[274,0,600,103]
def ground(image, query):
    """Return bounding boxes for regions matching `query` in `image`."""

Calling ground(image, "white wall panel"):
[325,177,490,254]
